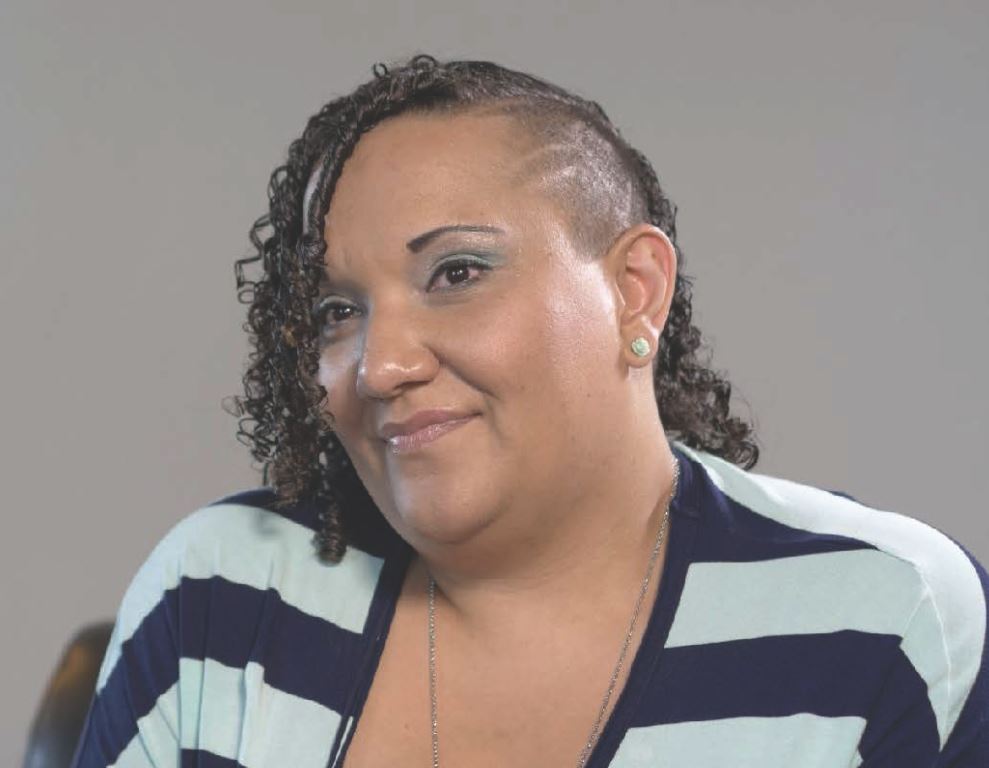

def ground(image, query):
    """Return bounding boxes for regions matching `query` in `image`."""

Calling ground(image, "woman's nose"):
[354,304,439,400]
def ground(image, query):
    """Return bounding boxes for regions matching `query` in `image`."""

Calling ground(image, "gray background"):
[2,0,986,762]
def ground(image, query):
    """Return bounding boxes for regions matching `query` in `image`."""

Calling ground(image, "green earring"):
[630,337,651,357]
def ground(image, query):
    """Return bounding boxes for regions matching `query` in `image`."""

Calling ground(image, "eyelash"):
[314,256,491,332]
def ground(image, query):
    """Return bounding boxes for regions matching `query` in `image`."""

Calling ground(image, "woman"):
[72,56,988,767]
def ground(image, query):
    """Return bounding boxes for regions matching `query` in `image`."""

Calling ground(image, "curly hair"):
[230,54,759,564]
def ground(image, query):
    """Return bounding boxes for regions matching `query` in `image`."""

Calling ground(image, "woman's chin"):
[383,465,503,547]
[393,502,499,549]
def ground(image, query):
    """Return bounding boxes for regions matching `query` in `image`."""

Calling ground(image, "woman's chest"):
[340,674,604,768]
[338,596,633,768]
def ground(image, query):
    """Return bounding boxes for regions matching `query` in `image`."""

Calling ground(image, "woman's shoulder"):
[677,443,986,601]
[81,491,398,766]
[675,444,988,755]
[135,486,389,618]
[95,488,390,691]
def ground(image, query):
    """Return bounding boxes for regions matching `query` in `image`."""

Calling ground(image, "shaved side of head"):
[415,100,650,261]
[496,101,650,260]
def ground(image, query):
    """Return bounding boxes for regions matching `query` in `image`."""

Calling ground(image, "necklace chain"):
[427,456,680,768]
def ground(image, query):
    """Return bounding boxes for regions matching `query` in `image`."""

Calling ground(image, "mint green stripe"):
[667,549,922,647]
[611,714,866,767]
[98,503,384,693]
[179,657,341,768]
[677,443,986,746]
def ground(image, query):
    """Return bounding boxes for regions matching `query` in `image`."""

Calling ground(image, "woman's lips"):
[385,415,476,454]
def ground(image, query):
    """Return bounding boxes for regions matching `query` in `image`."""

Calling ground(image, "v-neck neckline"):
[328,444,703,768]
[582,444,703,765]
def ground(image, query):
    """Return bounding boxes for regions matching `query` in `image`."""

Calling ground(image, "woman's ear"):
[607,224,678,368]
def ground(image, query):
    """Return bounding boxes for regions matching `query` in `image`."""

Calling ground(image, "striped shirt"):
[71,443,989,767]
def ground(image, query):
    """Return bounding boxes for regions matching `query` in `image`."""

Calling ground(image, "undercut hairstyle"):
[231,54,759,564]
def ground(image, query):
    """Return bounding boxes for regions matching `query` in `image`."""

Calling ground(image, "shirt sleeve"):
[69,534,184,768]
[935,542,989,766]
[857,540,989,767]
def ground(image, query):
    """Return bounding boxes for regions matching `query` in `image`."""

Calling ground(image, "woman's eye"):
[315,257,490,335]
[315,301,357,333]
[428,258,489,290]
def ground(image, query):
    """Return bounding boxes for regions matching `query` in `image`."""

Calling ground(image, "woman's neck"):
[410,422,678,640]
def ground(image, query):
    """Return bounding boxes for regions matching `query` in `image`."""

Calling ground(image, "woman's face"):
[313,110,633,551]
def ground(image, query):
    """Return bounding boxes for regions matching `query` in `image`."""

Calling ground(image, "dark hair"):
[231,54,759,564]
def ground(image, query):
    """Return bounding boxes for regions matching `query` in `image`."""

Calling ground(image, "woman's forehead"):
[318,111,565,244]
[333,113,530,201]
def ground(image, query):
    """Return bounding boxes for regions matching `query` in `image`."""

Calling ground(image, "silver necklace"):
[426,457,680,768]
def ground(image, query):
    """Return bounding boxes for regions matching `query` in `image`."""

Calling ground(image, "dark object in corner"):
[23,621,113,768]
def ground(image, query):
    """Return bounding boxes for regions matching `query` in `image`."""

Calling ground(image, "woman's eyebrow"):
[406,224,506,253]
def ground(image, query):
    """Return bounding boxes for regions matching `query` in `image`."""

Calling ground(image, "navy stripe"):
[176,576,367,711]
[75,575,368,767]
[669,447,703,520]
[207,488,322,533]
[70,699,131,768]
[328,546,414,767]
[181,749,248,768]
[207,487,278,511]
[855,645,941,761]
[632,630,924,726]
[73,585,182,766]
[691,485,877,563]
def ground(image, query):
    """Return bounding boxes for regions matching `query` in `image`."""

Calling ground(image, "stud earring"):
[630,337,651,357]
